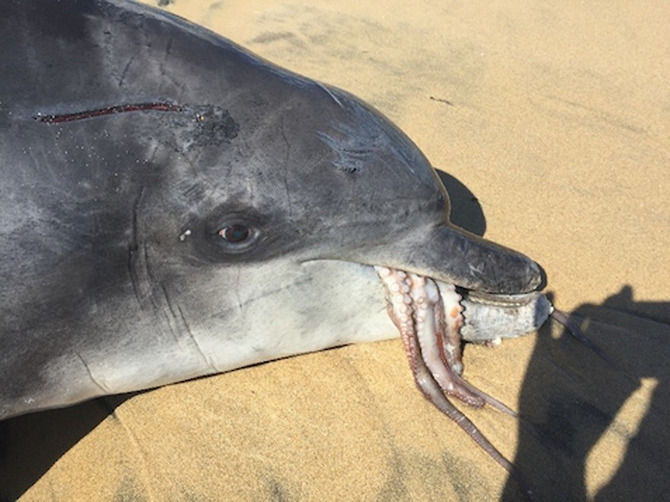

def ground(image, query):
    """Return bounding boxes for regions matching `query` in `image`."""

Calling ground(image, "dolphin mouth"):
[299,258,551,478]
[374,265,551,476]
[374,265,550,380]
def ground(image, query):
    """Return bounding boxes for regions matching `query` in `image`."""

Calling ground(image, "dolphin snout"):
[364,223,543,295]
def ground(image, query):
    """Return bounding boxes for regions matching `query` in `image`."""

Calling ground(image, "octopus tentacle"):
[551,309,600,352]
[457,378,517,417]
[551,309,615,368]
[375,266,518,471]
[407,272,485,407]
[438,282,465,375]
[430,285,517,414]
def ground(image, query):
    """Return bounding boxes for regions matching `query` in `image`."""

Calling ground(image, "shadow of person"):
[502,286,670,501]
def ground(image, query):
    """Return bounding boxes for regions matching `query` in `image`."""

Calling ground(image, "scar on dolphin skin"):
[33,102,183,123]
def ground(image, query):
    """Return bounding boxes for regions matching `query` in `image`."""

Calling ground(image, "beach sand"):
[3,1,669,500]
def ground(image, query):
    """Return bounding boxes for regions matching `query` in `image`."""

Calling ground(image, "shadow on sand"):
[0,394,136,501]
[503,287,670,501]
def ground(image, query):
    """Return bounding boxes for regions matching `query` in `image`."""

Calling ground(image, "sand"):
[2,0,669,500]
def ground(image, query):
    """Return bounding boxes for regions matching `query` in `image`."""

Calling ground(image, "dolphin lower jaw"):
[458,289,553,343]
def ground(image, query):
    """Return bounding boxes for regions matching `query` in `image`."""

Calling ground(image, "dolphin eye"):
[218,224,250,243]
[204,213,262,257]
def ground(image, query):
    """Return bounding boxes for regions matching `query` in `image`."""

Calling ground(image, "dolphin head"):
[125,72,550,371]
[1,0,551,422]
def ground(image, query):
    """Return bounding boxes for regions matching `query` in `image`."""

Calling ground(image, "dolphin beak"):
[360,222,543,295]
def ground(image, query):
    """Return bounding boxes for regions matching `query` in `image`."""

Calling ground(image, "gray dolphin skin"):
[1,0,560,491]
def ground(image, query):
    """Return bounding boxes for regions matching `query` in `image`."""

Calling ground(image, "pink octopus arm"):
[376,267,533,499]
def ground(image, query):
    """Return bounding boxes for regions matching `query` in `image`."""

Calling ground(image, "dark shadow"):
[0,393,136,501]
[436,170,487,237]
[502,286,670,501]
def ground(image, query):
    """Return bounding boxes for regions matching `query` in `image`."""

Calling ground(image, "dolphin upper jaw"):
[314,218,542,291]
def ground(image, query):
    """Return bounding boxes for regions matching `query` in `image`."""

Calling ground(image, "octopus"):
[376,267,591,499]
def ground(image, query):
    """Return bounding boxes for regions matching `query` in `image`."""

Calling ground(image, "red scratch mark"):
[35,102,183,123]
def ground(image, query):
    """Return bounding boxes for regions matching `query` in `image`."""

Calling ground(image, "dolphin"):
[1,0,568,489]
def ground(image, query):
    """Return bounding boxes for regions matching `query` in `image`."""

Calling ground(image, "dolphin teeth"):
[375,266,519,475]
